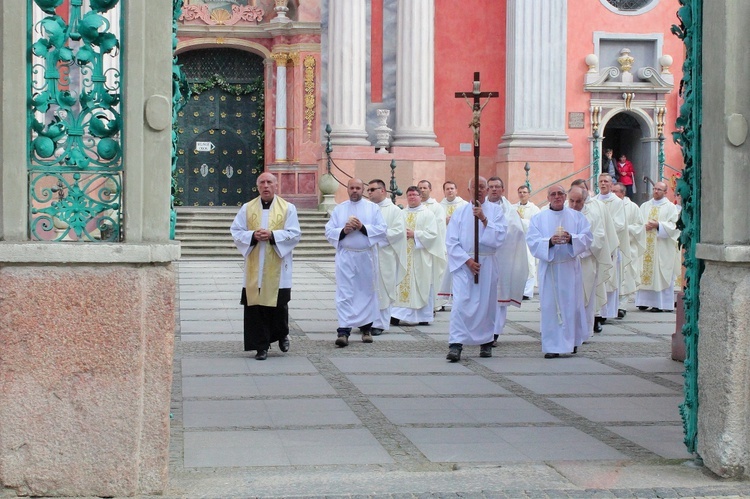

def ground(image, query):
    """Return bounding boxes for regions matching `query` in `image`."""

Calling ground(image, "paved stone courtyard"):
[163,259,750,498]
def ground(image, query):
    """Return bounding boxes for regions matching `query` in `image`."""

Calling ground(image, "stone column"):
[0,1,179,496]
[500,0,569,147]
[327,0,369,146]
[391,0,438,147]
[695,0,750,480]
[272,52,289,162]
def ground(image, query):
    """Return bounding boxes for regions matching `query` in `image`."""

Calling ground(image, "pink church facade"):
[175,0,684,208]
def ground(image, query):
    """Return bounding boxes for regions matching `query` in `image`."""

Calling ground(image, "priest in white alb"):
[325,178,387,347]
[445,177,506,362]
[391,186,445,325]
[486,177,527,348]
[418,180,447,310]
[636,181,681,312]
[613,182,645,318]
[513,184,541,299]
[367,179,407,336]
[437,180,469,309]
[527,185,592,358]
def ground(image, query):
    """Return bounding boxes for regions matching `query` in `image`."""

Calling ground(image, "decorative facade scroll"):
[180,3,264,26]
[303,55,316,139]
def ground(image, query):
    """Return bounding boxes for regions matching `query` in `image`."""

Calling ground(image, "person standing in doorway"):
[616,154,636,198]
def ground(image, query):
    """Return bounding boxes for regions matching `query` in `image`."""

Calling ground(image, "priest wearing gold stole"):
[636,182,681,312]
[231,173,301,360]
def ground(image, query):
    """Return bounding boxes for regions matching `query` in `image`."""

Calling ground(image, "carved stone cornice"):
[179,4,264,26]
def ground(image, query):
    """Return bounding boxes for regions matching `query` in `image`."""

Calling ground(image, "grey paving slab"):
[607,425,693,459]
[658,374,685,385]
[550,396,685,422]
[183,374,337,398]
[184,428,392,467]
[181,333,243,342]
[289,308,339,320]
[180,308,242,321]
[179,319,242,333]
[331,357,474,373]
[401,427,626,463]
[305,332,418,342]
[178,299,237,310]
[184,398,360,428]
[182,356,319,375]
[507,374,680,395]
[476,357,621,374]
[609,356,685,373]
[634,322,679,335]
[585,335,662,343]
[294,319,340,332]
[371,397,560,425]
[346,374,512,396]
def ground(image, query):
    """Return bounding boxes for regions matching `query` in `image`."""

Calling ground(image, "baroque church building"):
[175,0,684,209]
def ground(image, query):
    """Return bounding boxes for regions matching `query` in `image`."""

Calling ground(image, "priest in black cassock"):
[231,172,301,360]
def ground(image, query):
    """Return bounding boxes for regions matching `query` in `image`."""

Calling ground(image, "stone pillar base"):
[495,145,575,206]
[697,261,750,479]
[0,261,176,496]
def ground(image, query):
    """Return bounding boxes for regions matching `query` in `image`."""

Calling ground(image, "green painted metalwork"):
[658,133,666,181]
[523,162,531,191]
[172,0,189,238]
[28,0,122,241]
[672,0,703,454]
[389,159,402,204]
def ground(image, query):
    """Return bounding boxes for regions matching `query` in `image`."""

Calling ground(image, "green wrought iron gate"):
[673,0,703,454]
[175,49,265,207]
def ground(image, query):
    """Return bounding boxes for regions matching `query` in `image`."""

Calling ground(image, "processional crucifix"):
[455,72,499,283]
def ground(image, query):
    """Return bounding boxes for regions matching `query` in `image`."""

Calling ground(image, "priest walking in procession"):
[325,178,388,347]
[636,182,681,312]
[437,181,469,309]
[231,172,301,360]
[418,180,447,311]
[513,184,541,300]
[486,177,528,349]
[367,179,407,336]
[527,185,593,358]
[391,186,445,326]
[613,182,645,318]
[445,177,507,362]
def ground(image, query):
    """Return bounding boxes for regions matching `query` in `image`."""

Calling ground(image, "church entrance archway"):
[602,111,653,204]
[175,48,265,207]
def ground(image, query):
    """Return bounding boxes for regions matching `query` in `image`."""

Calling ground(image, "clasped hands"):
[645,220,659,231]
[343,216,363,234]
[254,228,273,242]
[550,231,571,245]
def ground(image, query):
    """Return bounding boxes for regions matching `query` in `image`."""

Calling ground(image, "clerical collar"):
[261,198,273,209]
[652,197,668,206]
[599,192,614,200]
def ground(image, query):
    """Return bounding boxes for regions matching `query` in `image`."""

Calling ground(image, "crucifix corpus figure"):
[464,94,492,147]
[454,72,499,283]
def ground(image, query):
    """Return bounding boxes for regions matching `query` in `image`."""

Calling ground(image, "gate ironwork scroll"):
[27,0,123,242]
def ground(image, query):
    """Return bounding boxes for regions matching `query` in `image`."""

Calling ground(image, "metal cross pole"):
[455,72,498,283]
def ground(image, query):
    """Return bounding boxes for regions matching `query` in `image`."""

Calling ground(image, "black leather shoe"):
[572,346,578,354]
[637,306,648,311]
[370,328,383,336]
[279,337,290,352]
[479,344,492,358]
[255,350,268,360]
[649,307,663,313]
[522,295,530,301]
[593,318,603,333]
[418,321,430,326]
[446,344,462,362]
[544,353,560,359]
[390,317,400,326]
[617,309,627,319]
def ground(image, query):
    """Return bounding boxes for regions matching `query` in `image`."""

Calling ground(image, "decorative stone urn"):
[318,172,339,214]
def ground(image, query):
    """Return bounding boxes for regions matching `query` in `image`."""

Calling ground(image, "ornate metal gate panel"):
[27,0,123,241]
[673,0,703,454]
[175,49,265,207]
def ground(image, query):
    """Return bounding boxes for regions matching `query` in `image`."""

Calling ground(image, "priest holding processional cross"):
[445,73,507,362]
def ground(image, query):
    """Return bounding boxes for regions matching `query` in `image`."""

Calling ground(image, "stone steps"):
[175,206,334,260]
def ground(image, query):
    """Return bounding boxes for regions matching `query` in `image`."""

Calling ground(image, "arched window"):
[600,0,658,15]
